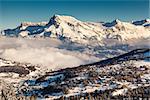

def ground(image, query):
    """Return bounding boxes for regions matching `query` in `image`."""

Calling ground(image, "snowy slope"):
[132,19,150,26]
[15,48,150,99]
[1,15,150,45]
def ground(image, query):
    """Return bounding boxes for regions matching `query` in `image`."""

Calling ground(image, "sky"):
[0,0,149,30]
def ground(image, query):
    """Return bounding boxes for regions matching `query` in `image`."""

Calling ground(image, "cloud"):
[0,37,148,70]
[0,38,98,70]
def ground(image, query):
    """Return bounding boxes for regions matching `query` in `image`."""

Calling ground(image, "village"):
[15,49,150,99]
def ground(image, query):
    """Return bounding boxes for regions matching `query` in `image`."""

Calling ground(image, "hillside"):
[0,48,149,99]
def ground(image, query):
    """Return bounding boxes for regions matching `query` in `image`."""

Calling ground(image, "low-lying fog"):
[0,37,99,70]
[0,37,149,70]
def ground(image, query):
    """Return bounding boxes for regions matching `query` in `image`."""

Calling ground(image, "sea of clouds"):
[0,37,99,70]
[0,37,149,70]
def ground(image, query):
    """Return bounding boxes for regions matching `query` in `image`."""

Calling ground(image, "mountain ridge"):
[1,15,150,45]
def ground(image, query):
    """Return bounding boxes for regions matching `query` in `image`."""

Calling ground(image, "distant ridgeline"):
[1,15,150,45]
[85,48,150,67]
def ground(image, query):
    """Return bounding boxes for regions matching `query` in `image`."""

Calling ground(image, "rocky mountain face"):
[1,15,150,45]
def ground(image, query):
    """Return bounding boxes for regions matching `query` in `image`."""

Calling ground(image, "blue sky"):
[0,0,149,30]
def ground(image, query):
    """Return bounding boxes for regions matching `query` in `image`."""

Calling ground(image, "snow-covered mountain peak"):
[1,15,150,44]
[54,15,79,22]
[132,19,150,26]
[112,19,122,25]
[103,19,123,27]
[145,19,150,22]
[47,14,80,26]
[19,22,47,30]
[20,22,47,27]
